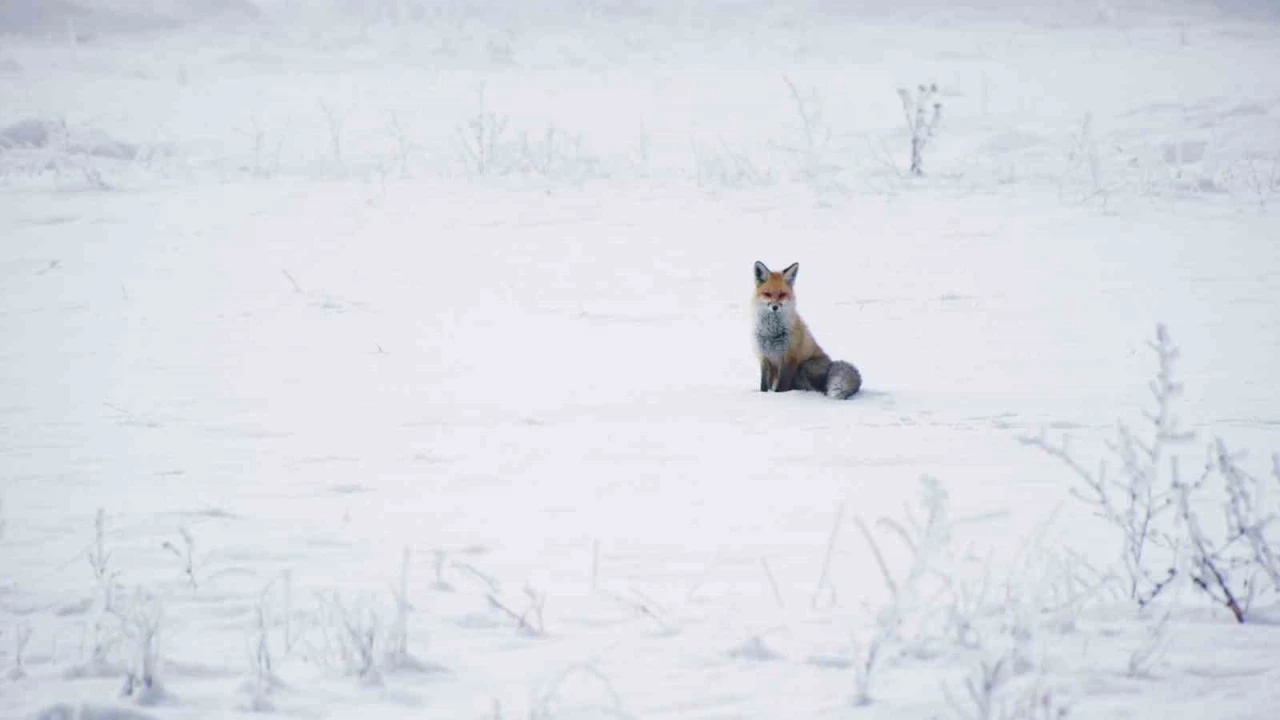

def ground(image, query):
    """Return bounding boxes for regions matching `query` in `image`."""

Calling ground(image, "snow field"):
[3,3,1280,719]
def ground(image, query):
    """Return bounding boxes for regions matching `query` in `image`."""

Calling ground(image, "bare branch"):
[855,516,898,602]
[811,500,845,609]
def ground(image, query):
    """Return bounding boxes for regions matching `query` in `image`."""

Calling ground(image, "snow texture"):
[2,1,1280,719]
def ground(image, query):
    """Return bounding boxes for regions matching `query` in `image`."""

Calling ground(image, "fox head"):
[753,261,799,318]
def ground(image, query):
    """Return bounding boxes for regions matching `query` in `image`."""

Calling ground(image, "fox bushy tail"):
[826,360,862,399]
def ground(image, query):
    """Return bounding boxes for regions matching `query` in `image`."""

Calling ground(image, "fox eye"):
[761,292,774,300]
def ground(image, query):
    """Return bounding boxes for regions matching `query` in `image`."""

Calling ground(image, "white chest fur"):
[755,311,791,361]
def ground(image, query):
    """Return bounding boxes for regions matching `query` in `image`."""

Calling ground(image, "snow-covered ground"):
[3,1,1280,718]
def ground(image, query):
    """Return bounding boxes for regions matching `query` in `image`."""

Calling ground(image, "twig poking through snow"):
[599,589,675,635]
[382,546,442,673]
[280,569,295,654]
[855,516,898,602]
[850,629,883,706]
[761,557,785,609]
[7,624,31,680]
[1127,607,1172,678]
[591,540,600,592]
[281,269,303,294]
[161,526,199,590]
[385,547,414,666]
[1060,113,1110,207]
[88,509,119,614]
[812,501,845,609]
[317,99,345,174]
[238,112,287,178]
[431,549,453,591]
[945,657,1071,720]
[487,583,547,636]
[455,561,500,594]
[530,663,634,720]
[525,583,547,633]
[944,655,1008,720]
[240,582,279,712]
[385,111,417,179]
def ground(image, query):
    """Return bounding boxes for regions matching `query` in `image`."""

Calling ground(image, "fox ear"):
[781,262,799,286]
[753,261,770,286]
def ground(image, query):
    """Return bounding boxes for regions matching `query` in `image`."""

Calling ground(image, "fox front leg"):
[776,362,799,392]
[759,359,775,392]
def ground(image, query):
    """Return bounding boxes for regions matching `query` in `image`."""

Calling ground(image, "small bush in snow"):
[456,84,512,177]
[897,84,942,177]
[68,508,130,679]
[451,85,606,185]
[943,649,1072,720]
[1026,324,1280,622]
[849,475,957,704]
[1173,439,1279,622]
[314,550,449,688]
[117,590,166,705]
[1022,325,1188,609]
[1059,113,1111,206]
[517,127,602,184]
[321,592,383,686]
[384,111,418,179]
[63,615,122,681]
[779,76,844,196]
[1241,154,1280,211]
[236,571,310,710]
[237,583,282,712]
[692,138,777,190]
[237,113,288,179]
[943,654,1011,720]
[382,546,445,674]
[857,475,954,652]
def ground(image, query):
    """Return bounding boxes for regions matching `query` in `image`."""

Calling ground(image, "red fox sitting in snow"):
[753,261,862,399]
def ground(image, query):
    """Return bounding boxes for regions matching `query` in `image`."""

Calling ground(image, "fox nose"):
[770,303,780,312]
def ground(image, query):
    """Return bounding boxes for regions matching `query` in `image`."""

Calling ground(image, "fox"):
[753,260,862,399]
